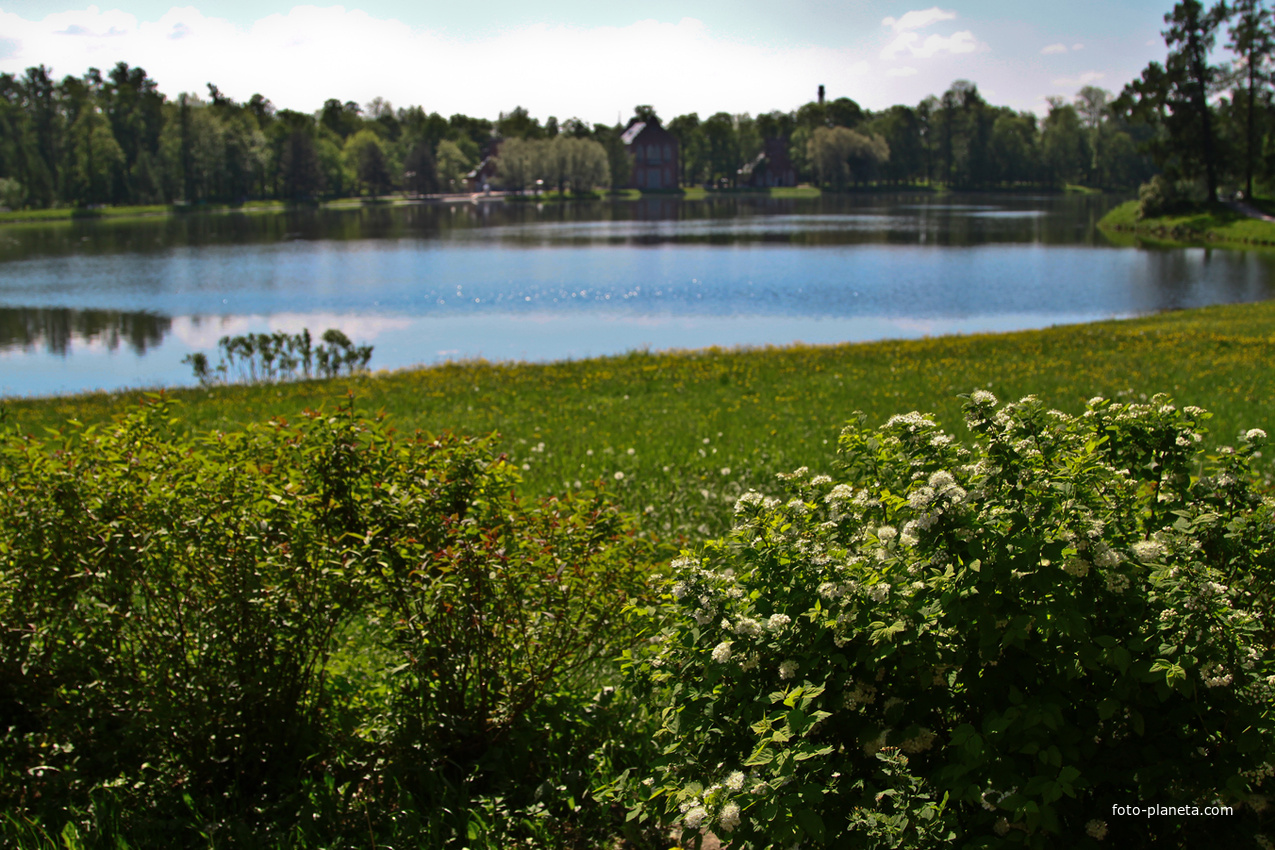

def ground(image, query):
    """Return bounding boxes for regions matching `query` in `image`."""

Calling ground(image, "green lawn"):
[7,301,1275,541]
[1099,198,1275,247]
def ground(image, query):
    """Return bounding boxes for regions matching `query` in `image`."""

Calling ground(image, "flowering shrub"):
[628,393,1275,847]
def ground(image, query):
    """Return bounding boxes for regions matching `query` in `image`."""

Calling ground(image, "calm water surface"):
[1,193,1272,397]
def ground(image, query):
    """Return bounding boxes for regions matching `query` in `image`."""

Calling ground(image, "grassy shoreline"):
[1098,198,1275,247]
[7,301,1274,538]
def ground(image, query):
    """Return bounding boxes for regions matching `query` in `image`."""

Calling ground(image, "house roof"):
[620,122,647,146]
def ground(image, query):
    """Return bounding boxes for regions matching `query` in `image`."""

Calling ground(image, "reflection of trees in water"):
[0,307,170,355]
[0,193,1128,261]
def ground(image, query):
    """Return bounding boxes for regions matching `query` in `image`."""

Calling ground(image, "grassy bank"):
[1099,198,1275,247]
[0,195,444,225]
[7,301,1274,540]
[0,199,298,224]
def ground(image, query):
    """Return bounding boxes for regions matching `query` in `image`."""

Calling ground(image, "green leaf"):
[796,808,826,843]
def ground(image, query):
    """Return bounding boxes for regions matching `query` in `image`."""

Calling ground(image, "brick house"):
[621,118,679,190]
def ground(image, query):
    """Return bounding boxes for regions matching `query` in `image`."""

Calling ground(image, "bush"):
[1136,175,1196,220]
[0,395,653,846]
[628,393,1275,848]
[182,328,373,386]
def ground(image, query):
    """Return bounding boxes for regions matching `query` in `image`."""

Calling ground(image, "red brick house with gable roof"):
[621,117,679,190]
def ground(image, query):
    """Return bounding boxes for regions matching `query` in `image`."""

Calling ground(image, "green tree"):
[668,113,707,187]
[807,125,889,189]
[702,112,740,187]
[435,138,472,192]
[280,129,324,201]
[496,136,539,192]
[1226,0,1274,197]
[594,124,632,189]
[319,98,363,140]
[1163,0,1229,201]
[22,66,62,205]
[497,105,543,139]
[867,105,924,185]
[633,104,659,125]
[68,101,124,206]
[563,137,610,193]
[825,96,865,129]
[0,74,41,208]
[1041,97,1089,186]
[344,128,392,198]
[988,111,1038,185]
[402,139,439,196]
[102,63,163,204]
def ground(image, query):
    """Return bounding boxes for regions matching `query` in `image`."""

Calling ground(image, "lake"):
[1,193,1272,398]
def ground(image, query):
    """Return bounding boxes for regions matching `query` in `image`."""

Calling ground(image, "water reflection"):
[0,193,1124,262]
[0,306,170,354]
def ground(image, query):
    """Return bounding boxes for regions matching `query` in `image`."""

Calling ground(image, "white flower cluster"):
[711,641,733,663]
[825,483,855,505]
[1201,661,1233,688]
[682,806,708,829]
[778,659,799,680]
[785,498,809,515]
[1247,428,1268,443]
[843,680,877,709]
[899,728,938,753]
[884,411,938,432]
[1091,541,1123,568]
[1132,539,1166,562]
[867,583,890,603]
[818,581,844,599]
[733,617,763,637]
[734,491,766,514]
[725,770,746,791]
[719,802,741,832]
[1062,557,1091,578]
[810,474,832,486]
[1105,572,1131,594]
[1085,819,1108,840]
[971,390,998,405]
[877,525,898,543]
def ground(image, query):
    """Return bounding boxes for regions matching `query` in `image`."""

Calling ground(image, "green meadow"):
[8,300,1274,541]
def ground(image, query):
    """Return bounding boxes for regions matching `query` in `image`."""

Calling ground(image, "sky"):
[0,1,1182,124]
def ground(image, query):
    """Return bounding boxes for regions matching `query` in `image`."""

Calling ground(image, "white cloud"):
[0,8,875,121]
[1072,43,1084,50]
[881,7,957,31]
[1041,43,1068,54]
[887,66,919,77]
[881,29,981,60]
[1052,70,1106,87]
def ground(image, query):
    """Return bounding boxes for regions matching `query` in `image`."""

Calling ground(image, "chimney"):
[818,84,825,105]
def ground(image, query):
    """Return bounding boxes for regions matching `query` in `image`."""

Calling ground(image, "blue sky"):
[0,2,1178,123]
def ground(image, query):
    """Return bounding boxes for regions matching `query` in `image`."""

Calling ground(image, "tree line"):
[0,0,1268,209]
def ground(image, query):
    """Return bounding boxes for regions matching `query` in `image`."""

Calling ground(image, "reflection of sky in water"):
[0,310,1130,398]
[3,244,1272,322]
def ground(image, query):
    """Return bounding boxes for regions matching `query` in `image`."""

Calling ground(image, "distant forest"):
[0,0,1268,208]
